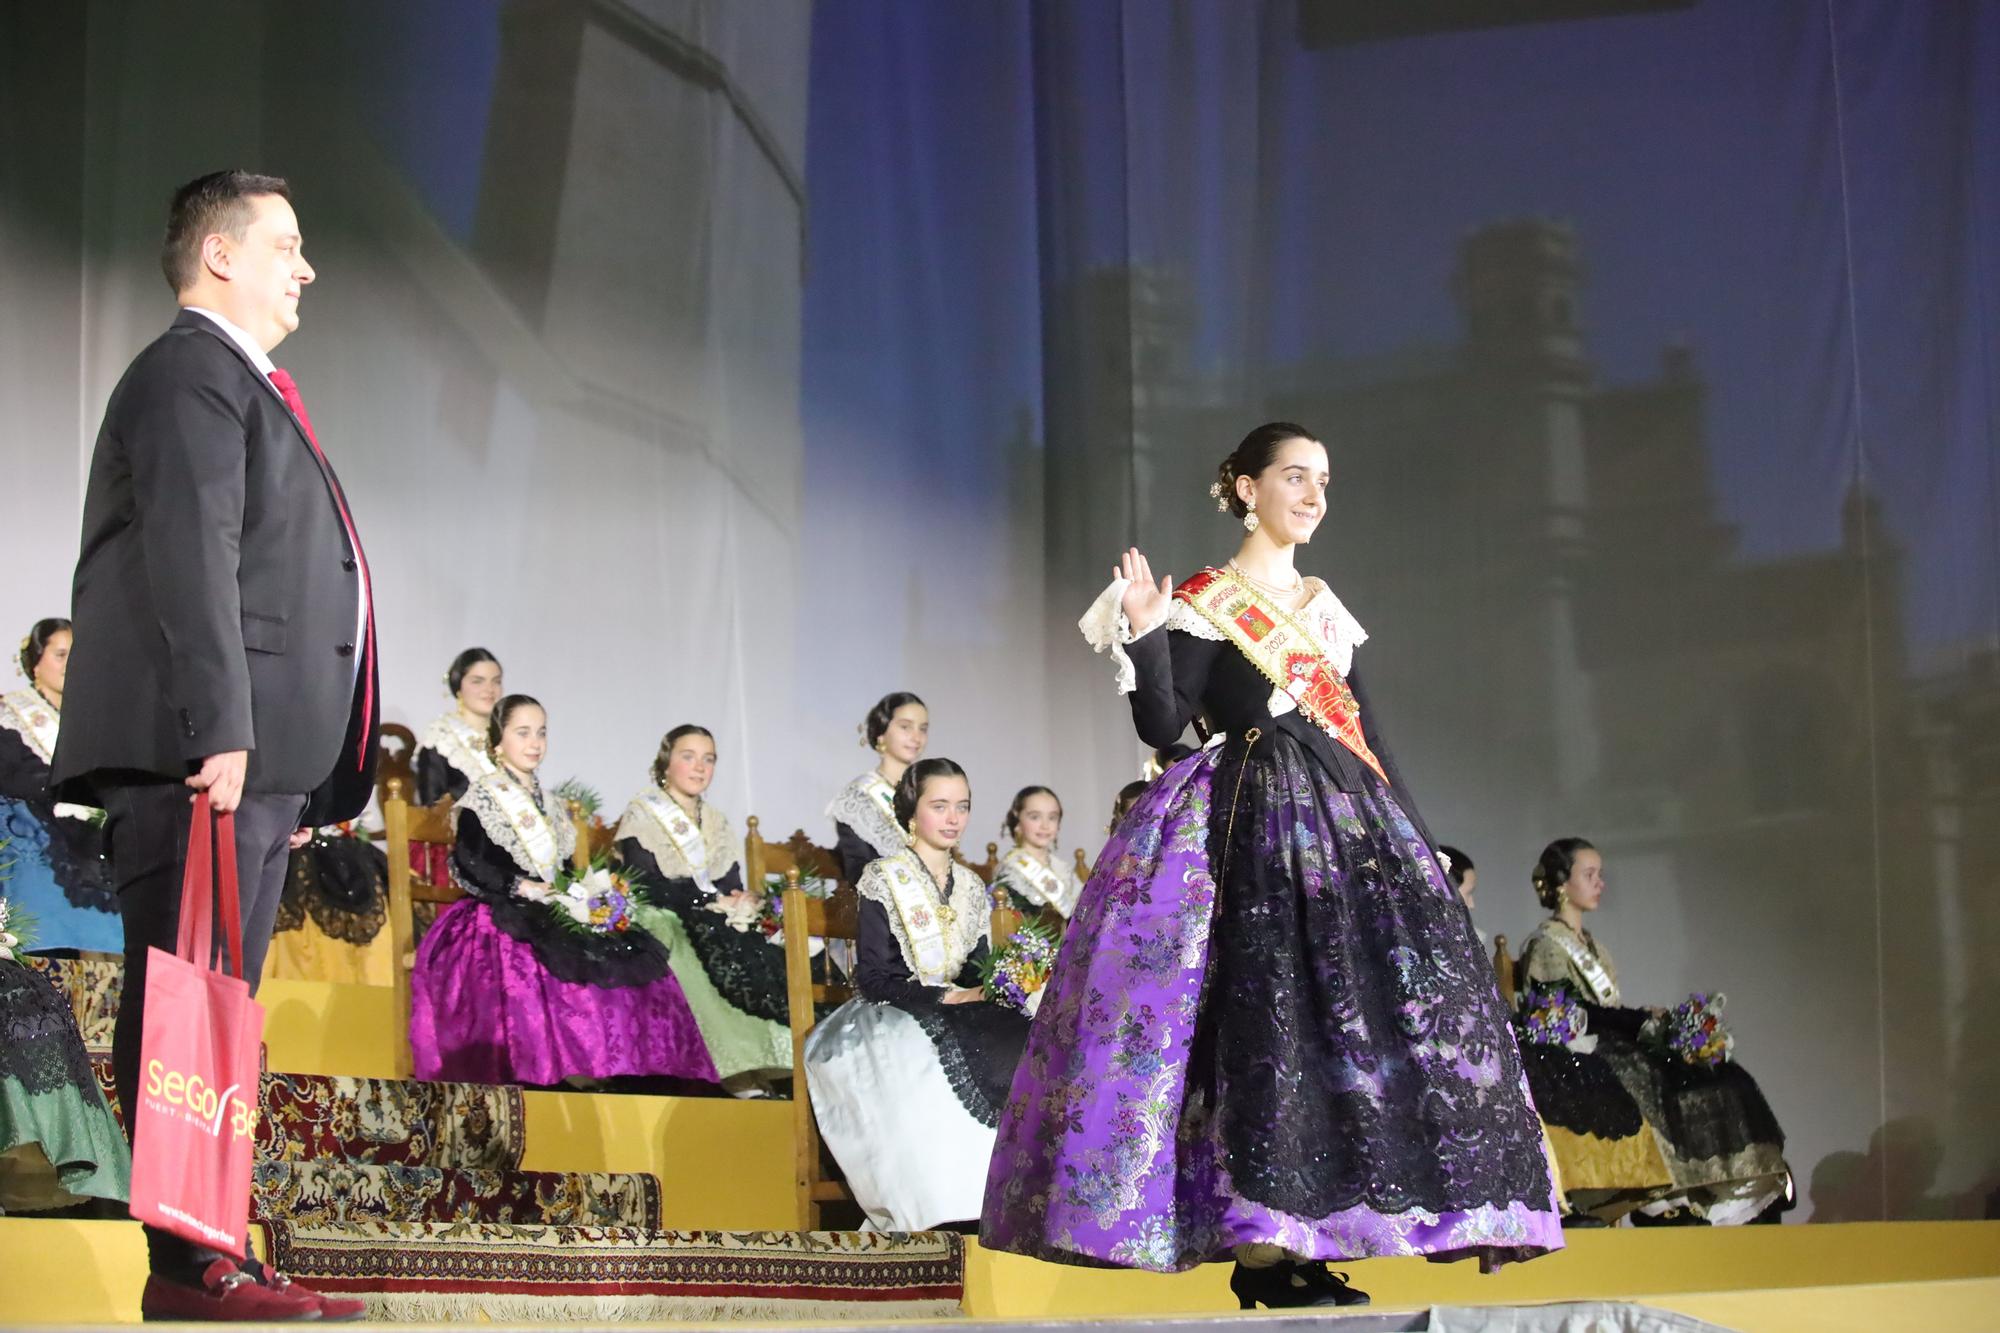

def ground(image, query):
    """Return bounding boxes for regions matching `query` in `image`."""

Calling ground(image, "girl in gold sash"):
[412,648,504,805]
[615,725,792,1092]
[992,786,1082,920]
[804,758,1029,1230]
[1520,838,1790,1225]
[0,619,116,954]
[410,696,716,1087]
[826,692,928,884]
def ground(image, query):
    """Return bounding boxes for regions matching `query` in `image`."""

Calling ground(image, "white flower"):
[708,891,763,933]
[563,899,592,926]
[575,867,615,898]
[1024,989,1044,1019]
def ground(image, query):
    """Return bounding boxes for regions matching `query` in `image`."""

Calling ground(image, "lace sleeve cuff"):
[1077,576,1163,695]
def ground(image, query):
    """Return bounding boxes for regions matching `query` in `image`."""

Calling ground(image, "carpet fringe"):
[358,1290,963,1322]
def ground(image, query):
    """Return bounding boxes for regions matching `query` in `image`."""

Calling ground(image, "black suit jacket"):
[53,310,379,825]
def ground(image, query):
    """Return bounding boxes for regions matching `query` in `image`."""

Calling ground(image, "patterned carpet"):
[33,959,967,1320]
[256,1071,525,1171]
[252,1161,660,1228]
[262,1221,966,1321]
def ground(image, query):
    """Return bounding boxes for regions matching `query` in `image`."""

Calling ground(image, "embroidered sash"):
[487,775,562,882]
[999,846,1080,917]
[422,713,499,786]
[637,788,713,891]
[0,688,59,765]
[861,851,986,987]
[826,771,903,859]
[1173,567,1388,784]
[1540,922,1621,1006]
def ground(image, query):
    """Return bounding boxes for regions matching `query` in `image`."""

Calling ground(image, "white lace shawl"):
[995,845,1083,917]
[418,712,499,784]
[1077,571,1370,718]
[613,789,741,885]
[856,849,989,985]
[825,771,904,860]
[453,771,576,882]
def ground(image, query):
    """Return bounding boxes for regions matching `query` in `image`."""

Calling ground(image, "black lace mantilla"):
[632,864,790,1025]
[483,893,672,990]
[1,802,116,916]
[1596,1037,1785,1163]
[1198,730,1554,1219]
[275,835,389,945]
[0,961,99,1097]
[896,994,1031,1129]
[1513,1036,1647,1139]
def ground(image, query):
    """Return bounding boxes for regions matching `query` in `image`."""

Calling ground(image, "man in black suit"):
[53,171,377,1323]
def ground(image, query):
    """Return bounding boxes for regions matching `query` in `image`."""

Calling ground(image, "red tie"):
[268,367,376,773]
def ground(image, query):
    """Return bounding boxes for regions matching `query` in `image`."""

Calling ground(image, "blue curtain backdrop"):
[801,0,1999,1223]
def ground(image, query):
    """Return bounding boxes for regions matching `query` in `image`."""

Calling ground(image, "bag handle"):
[176,793,245,978]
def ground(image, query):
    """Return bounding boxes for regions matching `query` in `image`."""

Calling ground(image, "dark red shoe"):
[141,1259,322,1322]
[241,1257,367,1322]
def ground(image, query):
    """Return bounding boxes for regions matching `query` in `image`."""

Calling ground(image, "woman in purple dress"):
[409,695,716,1088]
[980,424,1562,1306]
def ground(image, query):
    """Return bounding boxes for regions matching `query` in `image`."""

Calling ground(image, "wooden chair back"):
[959,840,1000,883]
[376,722,418,810]
[1494,933,1517,1004]
[781,868,861,1229]
[382,773,462,1077]
[743,815,843,893]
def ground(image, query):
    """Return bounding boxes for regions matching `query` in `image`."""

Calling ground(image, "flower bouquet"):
[979,922,1059,1016]
[1516,981,1592,1050]
[0,896,36,963]
[519,859,637,937]
[708,872,835,946]
[1642,991,1735,1067]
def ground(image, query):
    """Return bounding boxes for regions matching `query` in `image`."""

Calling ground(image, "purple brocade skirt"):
[979,735,1563,1271]
[410,900,718,1087]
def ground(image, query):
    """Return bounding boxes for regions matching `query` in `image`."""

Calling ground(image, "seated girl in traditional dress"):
[0,620,117,955]
[0,908,129,1214]
[410,695,716,1088]
[1519,838,1790,1225]
[804,758,1029,1231]
[615,725,791,1094]
[992,787,1082,920]
[412,648,504,805]
[826,691,927,885]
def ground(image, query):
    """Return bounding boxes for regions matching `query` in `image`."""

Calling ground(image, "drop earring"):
[1242,504,1260,534]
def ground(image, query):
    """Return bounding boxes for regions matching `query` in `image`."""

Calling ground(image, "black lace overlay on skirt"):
[3,801,116,916]
[1194,729,1552,1220]
[1513,1036,1647,1139]
[1595,1036,1785,1164]
[275,835,389,945]
[892,993,1031,1128]
[0,962,98,1097]
[481,894,673,990]
[631,864,790,1025]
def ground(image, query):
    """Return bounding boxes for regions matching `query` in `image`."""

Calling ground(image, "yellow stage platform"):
[5,1218,1998,1328]
[6,980,1996,1330]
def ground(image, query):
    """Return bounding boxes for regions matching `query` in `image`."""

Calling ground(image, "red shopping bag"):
[127,794,265,1259]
